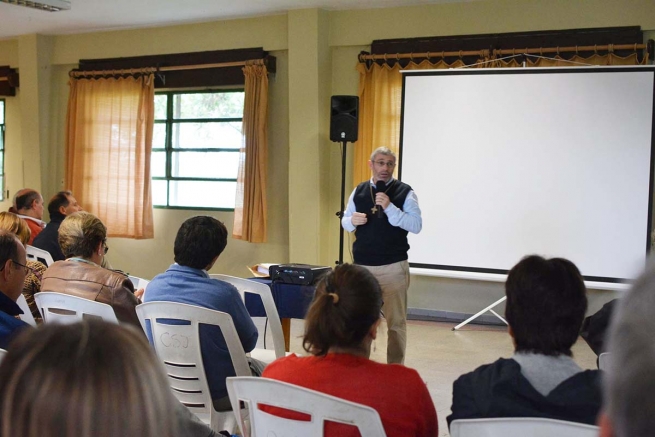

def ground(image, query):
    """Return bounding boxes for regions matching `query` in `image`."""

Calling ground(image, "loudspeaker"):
[330,95,359,142]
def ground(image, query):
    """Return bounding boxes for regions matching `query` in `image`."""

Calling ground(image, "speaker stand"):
[336,139,348,265]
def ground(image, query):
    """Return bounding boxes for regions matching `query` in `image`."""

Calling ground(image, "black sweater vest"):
[352,180,412,266]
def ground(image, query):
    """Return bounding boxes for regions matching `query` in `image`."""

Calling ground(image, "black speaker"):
[330,95,359,142]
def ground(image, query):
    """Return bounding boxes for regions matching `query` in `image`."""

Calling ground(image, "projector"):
[269,264,332,286]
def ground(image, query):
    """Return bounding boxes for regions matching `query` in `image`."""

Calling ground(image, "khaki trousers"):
[362,260,409,364]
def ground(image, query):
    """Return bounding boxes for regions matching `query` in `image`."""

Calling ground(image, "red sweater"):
[262,353,438,437]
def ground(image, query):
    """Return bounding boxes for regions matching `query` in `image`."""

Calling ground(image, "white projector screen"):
[400,67,655,283]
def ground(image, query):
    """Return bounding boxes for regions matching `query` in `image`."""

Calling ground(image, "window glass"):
[173,92,244,119]
[152,92,243,209]
[168,181,237,209]
[171,122,242,149]
[171,151,239,179]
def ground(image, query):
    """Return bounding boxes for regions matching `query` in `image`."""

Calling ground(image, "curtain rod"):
[70,58,265,78]
[358,43,649,62]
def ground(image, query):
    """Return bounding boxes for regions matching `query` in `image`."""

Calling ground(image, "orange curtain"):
[233,63,269,243]
[65,74,155,238]
[355,58,473,186]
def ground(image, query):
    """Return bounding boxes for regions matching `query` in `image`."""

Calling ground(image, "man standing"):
[0,230,29,349]
[341,146,422,364]
[145,216,260,410]
[33,191,83,261]
[14,189,45,244]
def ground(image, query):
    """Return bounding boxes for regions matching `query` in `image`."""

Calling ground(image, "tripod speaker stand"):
[330,95,359,265]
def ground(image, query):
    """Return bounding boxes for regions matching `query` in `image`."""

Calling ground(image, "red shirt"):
[262,353,438,437]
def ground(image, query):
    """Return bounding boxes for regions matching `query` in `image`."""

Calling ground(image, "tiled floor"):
[253,317,598,437]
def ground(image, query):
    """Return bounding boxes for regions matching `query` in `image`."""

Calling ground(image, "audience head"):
[505,255,587,357]
[0,229,27,302]
[47,191,82,218]
[174,216,228,270]
[601,261,655,437]
[303,263,382,357]
[0,212,30,246]
[14,189,43,220]
[0,320,178,437]
[58,212,107,261]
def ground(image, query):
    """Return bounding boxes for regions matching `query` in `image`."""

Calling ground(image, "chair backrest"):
[35,292,119,324]
[449,417,600,437]
[226,376,386,437]
[598,352,610,371]
[136,302,251,429]
[25,245,54,267]
[15,294,37,326]
[210,274,286,359]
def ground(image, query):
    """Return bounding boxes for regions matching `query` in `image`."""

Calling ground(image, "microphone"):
[375,180,386,218]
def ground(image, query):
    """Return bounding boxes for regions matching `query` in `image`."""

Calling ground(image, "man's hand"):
[351,212,368,226]
[375,192,391,211]
[134,288,145,301]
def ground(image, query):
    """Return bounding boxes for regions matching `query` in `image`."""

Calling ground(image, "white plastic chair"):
[226,376,387,437]
[136,301,251,434]
[16,294,37,326]
[0,348,6,365]
[598,352,610,371]
[35,292,119,324]
[26,245,54,267]
[210,274,286,363]
[449,417,600,437]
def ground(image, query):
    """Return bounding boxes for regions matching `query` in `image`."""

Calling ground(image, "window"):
[0,100,4,201]
[152,90,244,209]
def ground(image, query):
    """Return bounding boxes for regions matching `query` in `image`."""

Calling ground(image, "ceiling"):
[0,0,467,40]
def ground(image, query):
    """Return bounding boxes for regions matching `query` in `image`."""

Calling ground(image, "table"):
[244,279,316,350]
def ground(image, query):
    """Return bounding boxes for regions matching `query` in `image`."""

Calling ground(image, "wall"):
[1,0,654,320]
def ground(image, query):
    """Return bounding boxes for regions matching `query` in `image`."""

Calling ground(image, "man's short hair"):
[58,212,106,259]
[505,255,587,356]
[15,189,40,212]
[174,216,228,270]
[47,191,73,216]
[604,261,655,437]
[0,230,20,269]
[369,147,396,162]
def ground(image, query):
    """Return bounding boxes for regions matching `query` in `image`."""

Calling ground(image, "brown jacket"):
[41,260,141,329]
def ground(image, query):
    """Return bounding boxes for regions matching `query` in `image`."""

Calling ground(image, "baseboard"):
[407,307,506,326]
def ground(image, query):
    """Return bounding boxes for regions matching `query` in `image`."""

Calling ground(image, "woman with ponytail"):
[262,263,438,436]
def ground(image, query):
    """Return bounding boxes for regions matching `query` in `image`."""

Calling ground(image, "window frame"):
[152,89,244,211]
[0,99,4,202]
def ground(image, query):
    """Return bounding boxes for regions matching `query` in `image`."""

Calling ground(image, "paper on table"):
[247,263,277,278]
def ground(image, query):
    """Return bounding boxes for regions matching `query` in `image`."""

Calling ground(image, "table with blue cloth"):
[244,278,316,351]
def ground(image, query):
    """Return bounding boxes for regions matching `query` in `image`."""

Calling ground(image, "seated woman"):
[41,212,141,328]
[262,263,438,436]
[0,320,216,437]
[447,255,601,428]
[0,211,46,321]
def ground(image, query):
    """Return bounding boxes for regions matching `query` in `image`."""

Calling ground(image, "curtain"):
[65,74,155,238]
[355,58,472,186]
[233,63,269,243]
[355,51,647,186]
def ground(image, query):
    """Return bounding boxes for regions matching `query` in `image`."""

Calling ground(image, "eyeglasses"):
[373,160,396,168]
[11,260,36,276]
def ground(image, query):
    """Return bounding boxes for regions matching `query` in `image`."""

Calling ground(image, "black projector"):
[270,264,332,286]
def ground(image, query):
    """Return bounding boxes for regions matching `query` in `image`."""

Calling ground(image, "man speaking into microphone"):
[341,146,422,364]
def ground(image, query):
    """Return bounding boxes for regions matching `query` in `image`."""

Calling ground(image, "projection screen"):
[400,67,655,283]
